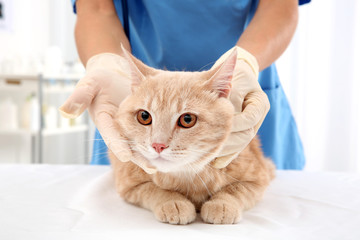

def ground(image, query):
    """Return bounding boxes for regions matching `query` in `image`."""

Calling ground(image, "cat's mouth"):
[137,150,188,172]
[146,156,179,172]
[152,156,173,163]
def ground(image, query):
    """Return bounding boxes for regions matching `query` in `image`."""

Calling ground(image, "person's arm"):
[75,0,130,65]
[62,0,156,173]
[237,0,298,71]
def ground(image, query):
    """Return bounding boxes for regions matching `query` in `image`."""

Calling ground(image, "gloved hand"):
[211,46,270,168]
[59,52,157,174]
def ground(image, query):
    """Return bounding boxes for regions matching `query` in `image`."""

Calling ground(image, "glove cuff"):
[211,46,259,79]
[85,53,131,78]
[211,152,240,169]
[234,46,259,79]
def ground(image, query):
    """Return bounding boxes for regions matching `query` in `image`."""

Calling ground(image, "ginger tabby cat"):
[109,49,275,225]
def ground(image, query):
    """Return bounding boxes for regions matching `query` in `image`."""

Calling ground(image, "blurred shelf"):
[0,74,38,81]
[0,74,79,93]
[0,125,88,137]
[0,74,83,81]
[0,85,37,92]
[0,84,75,93]
[0,73,89,164]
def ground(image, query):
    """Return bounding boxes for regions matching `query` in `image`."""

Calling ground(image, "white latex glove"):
[59,53,157,174]
[211,46,270,168]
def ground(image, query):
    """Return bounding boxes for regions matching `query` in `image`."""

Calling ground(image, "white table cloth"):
[0,164,359,240]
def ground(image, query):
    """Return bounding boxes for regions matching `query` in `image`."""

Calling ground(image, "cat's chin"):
[151,156,173,165]
[147,157,180,173]
[147,156,212,174]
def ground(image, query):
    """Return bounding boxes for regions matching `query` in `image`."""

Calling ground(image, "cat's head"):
[116,49,237,173]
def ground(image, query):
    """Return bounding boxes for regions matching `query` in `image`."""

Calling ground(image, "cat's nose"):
[152,143,168,153]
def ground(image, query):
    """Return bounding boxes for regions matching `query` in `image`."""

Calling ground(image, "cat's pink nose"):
[152,143,168,153]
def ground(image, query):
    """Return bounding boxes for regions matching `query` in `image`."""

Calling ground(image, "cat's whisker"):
[184,165,196,195]
[205,164,241,184]
[184,165,195,198]
[185,148,216,155]
[197,61,216,72]
[111,148,136,156]
[203,165,215,181]
[187,164,212,197]
[84,138,106,142]
[87,140,138,148]
[66,149,111,164]
[135,144,148,151]
[203,165,240,194]
[189,147,256,162]
[236,156,257,161]
[86,137,138,143]
[92,151,108,156]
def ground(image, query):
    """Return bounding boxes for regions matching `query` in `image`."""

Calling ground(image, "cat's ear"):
[121,45,156,92]
[206,49,237,98]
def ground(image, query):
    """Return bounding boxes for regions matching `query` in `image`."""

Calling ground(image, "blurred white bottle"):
[21,95,32,129]
[30,95,40,131]
[0,98,19,130]
[44,105,58,129]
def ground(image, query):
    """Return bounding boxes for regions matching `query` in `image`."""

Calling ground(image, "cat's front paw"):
[201,199,242,224]
[154,199,196,225]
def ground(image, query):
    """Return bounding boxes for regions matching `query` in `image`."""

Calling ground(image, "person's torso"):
[114,0,257,71]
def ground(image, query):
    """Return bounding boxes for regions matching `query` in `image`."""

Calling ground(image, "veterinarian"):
[60,0,310,171]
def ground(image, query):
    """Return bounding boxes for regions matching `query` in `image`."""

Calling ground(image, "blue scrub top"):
[72,0,310,169]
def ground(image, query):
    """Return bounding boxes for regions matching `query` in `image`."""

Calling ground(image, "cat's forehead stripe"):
[145,82,187,114]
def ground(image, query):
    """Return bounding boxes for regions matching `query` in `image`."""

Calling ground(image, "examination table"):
[1,164,359,240]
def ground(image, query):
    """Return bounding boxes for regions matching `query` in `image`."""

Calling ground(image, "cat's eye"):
[137,110,152,125]
[178,113,197,128]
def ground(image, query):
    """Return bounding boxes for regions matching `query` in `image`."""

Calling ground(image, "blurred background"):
[0,1,359,173]
[0,0,91,165]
